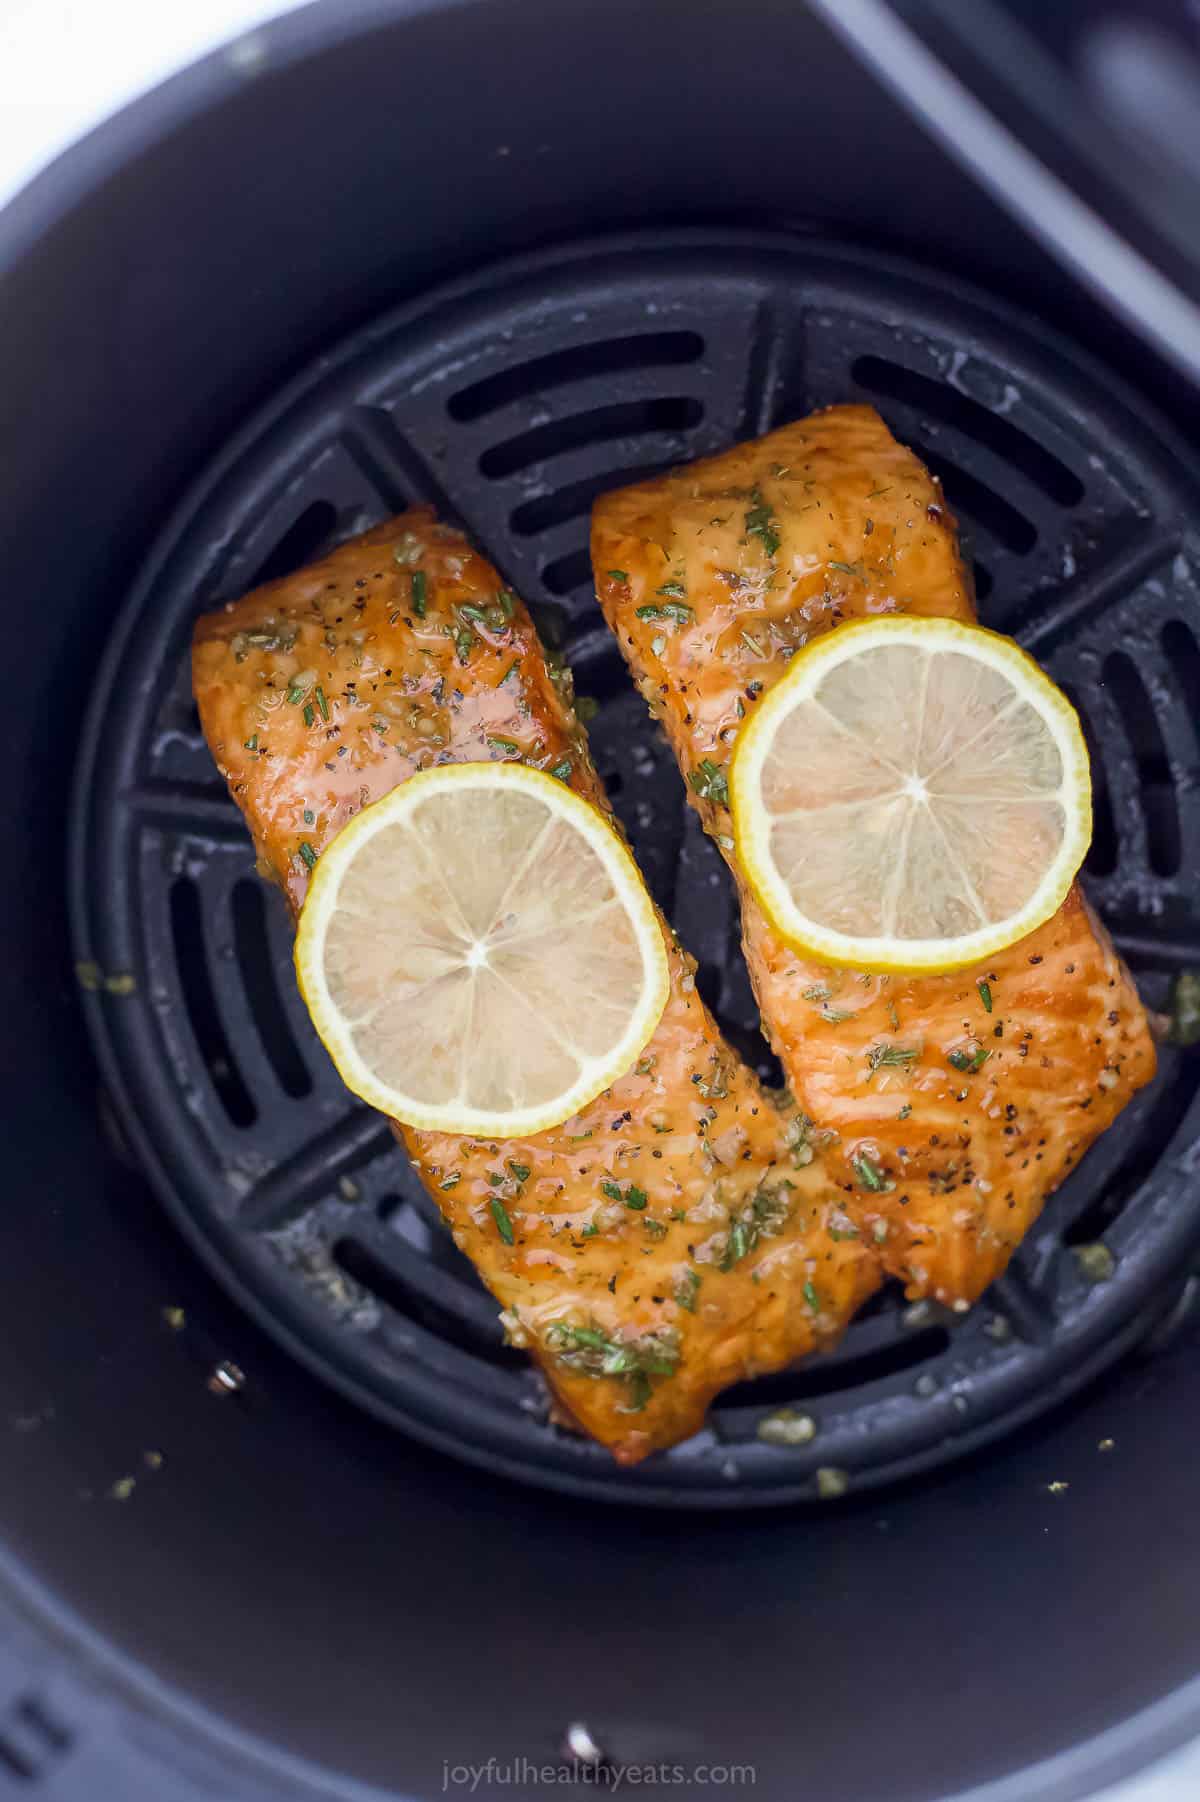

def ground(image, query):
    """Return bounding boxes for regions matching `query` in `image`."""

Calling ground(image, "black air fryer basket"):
[4,3,1200,1799]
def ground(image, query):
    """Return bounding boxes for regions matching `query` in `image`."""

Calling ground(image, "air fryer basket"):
[6,3,1200,1801]
[73,230,1200,1506]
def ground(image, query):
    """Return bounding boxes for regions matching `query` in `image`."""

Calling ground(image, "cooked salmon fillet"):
[193,510,878,1461]
[592,405,1156,1307]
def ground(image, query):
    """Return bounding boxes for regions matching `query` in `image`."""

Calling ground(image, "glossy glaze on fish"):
[592,406,1156,1306]
[193,511,878,1460]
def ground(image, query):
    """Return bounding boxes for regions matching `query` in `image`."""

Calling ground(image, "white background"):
[0,4,1196,1799]
[0,0,293,209]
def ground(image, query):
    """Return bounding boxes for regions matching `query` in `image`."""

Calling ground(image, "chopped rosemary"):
[657,580,688,598]
[556,1324,608,1351]
[802,984,831,1002]
[787,1111,815,1168]
[898,1104,912,1120]
[499,659,520,686]
[454,625,475,664]
[488,736,519,754]
[978,979,993,1013]
[719,1184,791,1272]
[302,703,315,727]
[439,1174,460,1190]
[411,570,427,617]
[546,1321,680,1410]
[497,589,517,620]
[549,757,572,782]
[507,1162,531,1185]
[674,1269,700,1312]
[948,1046,991,1073]
[607,569,629,582]
[623,1371,656,1412]
[690,759,729,805]
[821,1006,857,1024]
[852,1152,893,1193]
[867,1043,919,1072]
[298,841,318,871]
[636,602,693,624]
[489,1196,515,1244]
[602,1180,646,1210]
[243,624,297,653]
[803,1281,820,1312]
[244,734,258,752]
[828,560,862,576]
[745,486,780,558]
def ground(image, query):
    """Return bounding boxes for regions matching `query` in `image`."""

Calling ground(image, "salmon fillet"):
[592,405,1157,1307]
[193,510,878,1461]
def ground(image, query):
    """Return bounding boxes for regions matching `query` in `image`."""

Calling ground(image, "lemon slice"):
[731,616,1092,973]
[295,763,671,1137]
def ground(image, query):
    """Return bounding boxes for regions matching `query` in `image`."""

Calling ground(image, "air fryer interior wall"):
[3,3,1200,1799]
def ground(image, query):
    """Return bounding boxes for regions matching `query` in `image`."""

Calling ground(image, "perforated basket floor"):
[71,229,1200,1505]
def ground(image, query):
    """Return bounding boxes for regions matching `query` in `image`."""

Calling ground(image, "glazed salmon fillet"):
[193,510,878,1461]
[592,406,1156,1307]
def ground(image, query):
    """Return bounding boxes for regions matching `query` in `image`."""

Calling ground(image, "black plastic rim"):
[71,226,1200,1506]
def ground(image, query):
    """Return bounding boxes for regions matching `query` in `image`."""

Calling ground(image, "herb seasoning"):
[866,1043,919,1072]
[674,1269,700,1312]
[852,1152,893,1193]
[745,487,780,558]
[637,602,693,625]
[690,759,729,805]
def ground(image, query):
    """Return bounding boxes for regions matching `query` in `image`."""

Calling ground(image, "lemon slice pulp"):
[295,763,670,1136]
[730,616,1092,973]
